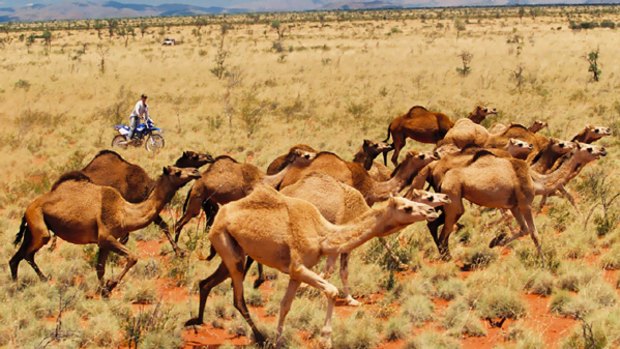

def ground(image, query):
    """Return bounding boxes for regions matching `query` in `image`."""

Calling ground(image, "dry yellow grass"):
[0,7,618,348]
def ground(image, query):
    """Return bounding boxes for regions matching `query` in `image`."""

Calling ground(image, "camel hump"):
[51,171,92,191]
[94,149,125,161]
[213,155,238,163]
[470,150,496,164]
[406,105,429,116]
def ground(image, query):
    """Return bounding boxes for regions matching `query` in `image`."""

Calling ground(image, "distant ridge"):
[0,0,620,23]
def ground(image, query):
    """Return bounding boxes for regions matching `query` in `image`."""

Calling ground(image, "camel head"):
[285,148,316,165]
[529,120,548,133]
[575,142,607,161]
[585,125,612,139]
[393,150,438,184]
[175,150,215,168]
[469,105,497,124]
[162,166,202,187]
[508,138,534,158]
[377,197,439,237]
[362,139,394,166]
[550,139,576,155]
[406,189,451,208]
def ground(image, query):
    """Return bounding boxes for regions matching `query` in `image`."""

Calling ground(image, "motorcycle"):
[111,118,165,152]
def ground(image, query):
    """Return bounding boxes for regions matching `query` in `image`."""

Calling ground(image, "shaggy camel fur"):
[279,172,450,305]
[266,144,318,175]
[384,105,496,166]
[571,125,612,143]
[278,150,436,206]
[9,166,201,295]
[48,150,212,256]
[184,185,438,348]
[174,150,315,242]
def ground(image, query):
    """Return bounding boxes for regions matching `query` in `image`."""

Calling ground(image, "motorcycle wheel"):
[112,135,129,149]
[146,134,165,152]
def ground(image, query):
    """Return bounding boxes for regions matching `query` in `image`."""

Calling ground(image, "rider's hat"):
[141,94,148,99]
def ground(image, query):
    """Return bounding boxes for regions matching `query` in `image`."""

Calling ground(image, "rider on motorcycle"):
[127,94,151,141]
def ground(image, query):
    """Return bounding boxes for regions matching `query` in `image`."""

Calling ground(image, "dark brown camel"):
[266,144,318,175]
[385,105,496,166]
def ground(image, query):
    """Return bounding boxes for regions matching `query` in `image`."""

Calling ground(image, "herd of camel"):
[8,104,612,347]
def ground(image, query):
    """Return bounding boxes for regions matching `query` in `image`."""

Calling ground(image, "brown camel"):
[280,172,450,305]
[571,125,612,143]
[278,150,436,206]
[9,166,201,295]
[74,149,212,256]
[485,123,552,163]
[184,185,438,348]
[529,139,575,173]
[266,144,318,175]
[174,149,315,242]
[384,105,496,166]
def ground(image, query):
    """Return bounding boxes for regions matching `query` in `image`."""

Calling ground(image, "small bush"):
[434,278,466,301]
[600,247,620,270]
[405,331,461,349]
[477,287,527,321]
[384,315,408,341]
[14,79,31,90]
[442,299,487,337]
[123,280,158,304]
[525,270,555,296]
[402,294,435,326]
[460,246,498,270]
[332,312,380,349]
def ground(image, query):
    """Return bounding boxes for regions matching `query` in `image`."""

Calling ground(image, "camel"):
[351,139,393,181]
[529,139,575,173]
[571,125,612,143]
[47,150,213,256]
[485,123,551,163]
[439,118,492,149]
[266,144,318,175]
[184,185,438,348]
[83,150,211,252]
[278,150,436,206]
[174,149,315,242]
[384,105,496,166]
[9,166,201,295]
[279,172,450,305]
[489,120,548,135]
[411,144,607,259]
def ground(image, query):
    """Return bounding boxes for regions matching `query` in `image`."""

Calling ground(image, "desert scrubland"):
[0,6,618,348]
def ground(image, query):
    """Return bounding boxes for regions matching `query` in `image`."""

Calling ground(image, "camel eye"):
[587,147,593,153]
[420,154,426,160]
[427,196,434,201]
[404,206,413,213]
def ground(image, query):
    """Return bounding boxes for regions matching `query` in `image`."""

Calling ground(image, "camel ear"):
[183,151,189,157]
[411,189,420,197]
[163,166,171,175]
[586,124,594,129]
[509,138,516,144]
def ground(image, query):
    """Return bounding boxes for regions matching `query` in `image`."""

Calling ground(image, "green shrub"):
[477,287,527,321]
[442,298,486,337]
[525,270,555,296]
[332,311,380,349]
[405,331,461,349]
[434,278,466,301]
[123,280,158,304]
[600,247,620,270]
[384,315,408,341]
[460,246,498,271]
[402,294,435,326]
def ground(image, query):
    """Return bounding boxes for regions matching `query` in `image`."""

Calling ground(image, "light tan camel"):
[280,172,450,305]
[439,118,491,149]
[529,139,575,173]
[184,185,438,348]
[266,144,318,175]
[489,120,548,135]
[384,105,496,166]
[278,150,436,206]
[174,150,315,242]
[49,150,212,256]
[571,125,612,143]
[9,166,201,295]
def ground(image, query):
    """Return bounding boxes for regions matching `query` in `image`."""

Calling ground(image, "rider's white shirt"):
[130,100,149,119]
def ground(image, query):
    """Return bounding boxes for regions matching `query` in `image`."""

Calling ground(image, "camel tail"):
[14,216,28,246]
[182,189,192,213]
[383,124,392,143]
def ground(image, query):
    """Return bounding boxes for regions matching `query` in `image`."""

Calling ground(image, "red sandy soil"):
[108,237,618,348]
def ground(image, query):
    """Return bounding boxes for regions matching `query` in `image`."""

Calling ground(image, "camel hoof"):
[184,318,204,327]
[318,331,333,349]
[489,233,507,248]
[345,295,361,307]
[174,249,186,259]
[252,331,267,346]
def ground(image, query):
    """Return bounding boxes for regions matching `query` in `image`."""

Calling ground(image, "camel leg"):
[10,212,51,281]
[339,253,360,306]
[558,185,579,212]
[290,265,339,347]
[25,252,48,281]
[275,279,302,348]
[491,207,531,250]
[521,208,544,260]
[202,199,219,230]
[427,210,445,247]
[96,248,110,284]
[174,186,207,243]
[538,194,550,212]
[322,254,338,279]
[98,236,137,296]
[48,235,57,251]
[437,198,464,261]
[185,262,230,326]
[390,134,406,166]
[153,215,183,257]
[243,257,265,289]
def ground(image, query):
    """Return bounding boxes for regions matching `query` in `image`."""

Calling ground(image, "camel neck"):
[530,153,580,195]
[368,160,423,205]
[320,208,401,254]
[262,164,291,188]
[124,175,176,231]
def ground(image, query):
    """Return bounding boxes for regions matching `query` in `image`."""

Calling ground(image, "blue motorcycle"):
[112,118,165,152]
